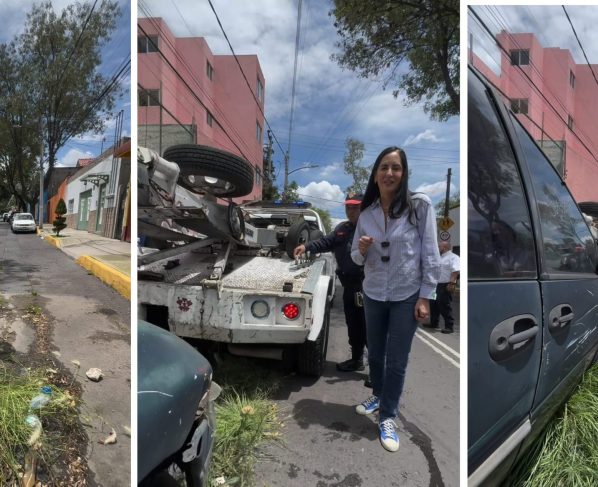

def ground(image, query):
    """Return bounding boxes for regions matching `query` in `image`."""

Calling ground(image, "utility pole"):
[444,168,452,218]
[39,118,44,229]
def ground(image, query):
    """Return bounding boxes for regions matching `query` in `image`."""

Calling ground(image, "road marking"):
[415,331,460,368]
[416,329,460,359]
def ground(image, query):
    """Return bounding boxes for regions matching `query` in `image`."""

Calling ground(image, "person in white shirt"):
[428,241,460,334]
[350,146,440,452]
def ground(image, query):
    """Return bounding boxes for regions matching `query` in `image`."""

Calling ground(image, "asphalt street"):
[254,283,460,487]
[0,222,131,486]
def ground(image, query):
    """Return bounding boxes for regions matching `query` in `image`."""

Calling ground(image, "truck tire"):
[227,202,245,240]
[163,144,254,198]
[285,220,311,259]
[297,300,330,377]
[310,229,324,241]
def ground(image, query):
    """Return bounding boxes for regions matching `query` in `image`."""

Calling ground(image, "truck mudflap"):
[306,275,331,341]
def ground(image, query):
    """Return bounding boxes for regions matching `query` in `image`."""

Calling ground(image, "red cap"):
[344,193,363,205]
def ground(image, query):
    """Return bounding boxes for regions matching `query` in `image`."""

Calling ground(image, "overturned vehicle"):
[138,144,335,377]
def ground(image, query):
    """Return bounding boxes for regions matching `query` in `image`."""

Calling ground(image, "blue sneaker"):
[379,419,399,452]
[356,395,379,415]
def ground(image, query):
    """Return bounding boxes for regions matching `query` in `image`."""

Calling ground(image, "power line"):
[141,5,256,158]
[468,6,598,164]
[562,6,598,87]
[205,0,286,157]
[137,22,252,162]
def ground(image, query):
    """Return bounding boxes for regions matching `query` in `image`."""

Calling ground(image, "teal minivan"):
[468,66,598,486]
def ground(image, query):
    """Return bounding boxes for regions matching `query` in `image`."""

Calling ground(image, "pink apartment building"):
[138,17,266,202]
[472,32,598,203]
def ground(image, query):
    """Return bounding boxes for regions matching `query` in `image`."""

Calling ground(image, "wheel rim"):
[183,175,234,195]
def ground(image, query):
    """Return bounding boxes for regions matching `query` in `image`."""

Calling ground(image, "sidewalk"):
[38,227,131,299]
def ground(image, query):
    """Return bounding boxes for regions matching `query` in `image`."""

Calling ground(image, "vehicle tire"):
[227,202,245,241]
[296,299,330,377]
[163,144,254,198]
[285,219,311,259]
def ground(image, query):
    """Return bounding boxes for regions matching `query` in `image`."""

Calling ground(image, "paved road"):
[254,283,460,487]
[0,222,131,486]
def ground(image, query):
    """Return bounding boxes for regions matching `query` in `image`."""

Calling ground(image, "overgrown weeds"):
[0,364,80,484]
[209,356,283,486]
[507,364,598,486]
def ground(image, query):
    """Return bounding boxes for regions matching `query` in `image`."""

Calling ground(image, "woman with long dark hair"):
[351,146,440,452]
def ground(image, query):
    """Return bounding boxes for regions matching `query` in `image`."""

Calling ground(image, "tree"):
[343,137,369,195]
[435,191,460,216]
[15,0,122,185]
[331,0,459,121]
[52,198,67,236]
[313,207,333,233]
[282,181,300,203]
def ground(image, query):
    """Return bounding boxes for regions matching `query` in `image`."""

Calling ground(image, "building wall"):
[47,178,68,226]
[476,32,598,202]
[138,17,265,203]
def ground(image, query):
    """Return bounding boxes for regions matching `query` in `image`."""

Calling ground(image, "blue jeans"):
[364,292,419,421]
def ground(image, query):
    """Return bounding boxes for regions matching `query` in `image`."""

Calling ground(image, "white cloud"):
[415,181,457,199]
[297,180,345,214]
[404,129,444,146]
[318,162,342,178]
[59,148,93,167]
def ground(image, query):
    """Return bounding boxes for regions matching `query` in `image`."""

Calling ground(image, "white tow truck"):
[138,144,335,376]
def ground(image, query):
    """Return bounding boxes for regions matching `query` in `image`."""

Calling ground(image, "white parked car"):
[11,213,37,233]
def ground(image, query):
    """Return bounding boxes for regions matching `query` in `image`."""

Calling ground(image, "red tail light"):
[282,303,300,320]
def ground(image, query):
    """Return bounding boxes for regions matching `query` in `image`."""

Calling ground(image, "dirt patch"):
[0,295,92,486]
[87,331,130,345]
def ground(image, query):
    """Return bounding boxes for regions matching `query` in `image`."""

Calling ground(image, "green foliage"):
[507,365,598,487]
[331,0,459,121]
[313,207,333,233]
[282,180,300,203]
[343,137,369,195]
[0,0,121,192]
[435,191,460,216]
[52,198,67,236]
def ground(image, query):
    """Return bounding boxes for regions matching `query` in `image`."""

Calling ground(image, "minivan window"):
[511,115,598,274]
[468,73,537,280]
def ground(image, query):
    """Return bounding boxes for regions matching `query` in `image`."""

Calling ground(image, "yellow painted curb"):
[75,255,131,300]
[41,233,62,248]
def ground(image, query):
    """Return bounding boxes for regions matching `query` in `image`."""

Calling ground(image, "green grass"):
[208,356,283,486]
[25,305,42,316]
[507,364,598,487]
[0,365,78,482]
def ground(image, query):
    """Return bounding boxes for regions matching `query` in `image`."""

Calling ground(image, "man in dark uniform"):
[294,193,367,372]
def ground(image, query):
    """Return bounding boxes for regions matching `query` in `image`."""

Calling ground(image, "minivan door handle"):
[489,314,538,362]
[548,304,574,332]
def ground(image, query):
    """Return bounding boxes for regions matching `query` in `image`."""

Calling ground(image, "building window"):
[510,98,529,115]
[255,166,262,186]
[257,77,264,103]
[256,122,262,142]
[206,61,214,81]
[138,35,158,53]
[510,49,530,66]
[68,199,74,214]
[568,115,574,131]
[207,111,213,127]
[569,70,575,89]
[139,89,160,107]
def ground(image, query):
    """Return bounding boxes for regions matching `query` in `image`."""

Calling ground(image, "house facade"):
[61,139,131,240]
[471,32,598,203]
[138,17,266,202]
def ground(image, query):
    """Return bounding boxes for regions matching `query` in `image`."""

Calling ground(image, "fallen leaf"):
[99,428,117,445]
[51,351,61,358]
[122,426,131,437]
[71,360,80,367]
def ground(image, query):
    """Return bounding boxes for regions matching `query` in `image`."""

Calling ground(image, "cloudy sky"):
[0,0,131,168]
[139,0,460,218]
[469,5,598,76]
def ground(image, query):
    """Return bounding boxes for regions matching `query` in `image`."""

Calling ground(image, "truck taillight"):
[282,303,300,320]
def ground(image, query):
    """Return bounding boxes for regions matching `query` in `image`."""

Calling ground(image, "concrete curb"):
[40,232,63,248]
[75,255,131,300]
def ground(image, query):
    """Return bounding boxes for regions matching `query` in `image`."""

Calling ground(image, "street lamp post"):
[283,164,319,201]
